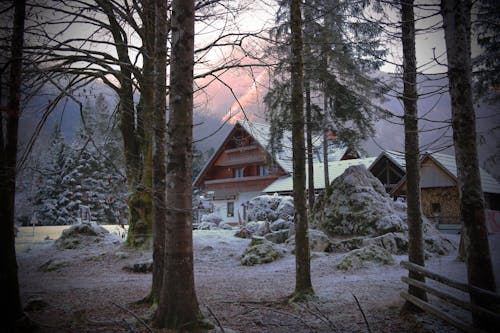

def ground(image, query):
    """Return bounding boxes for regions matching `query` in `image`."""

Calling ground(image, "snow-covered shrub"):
[55,223,110,249]
[246,195,294,222]
[201,213,223,226]
[198,222,218,230]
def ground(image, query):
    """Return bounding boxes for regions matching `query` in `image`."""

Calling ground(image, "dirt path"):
[17,229,469,332]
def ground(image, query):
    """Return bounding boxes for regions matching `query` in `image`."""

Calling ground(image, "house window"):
[258,165,269,176]
[227,202,234,217]
[431,203,441,215]
[233,168,243,178]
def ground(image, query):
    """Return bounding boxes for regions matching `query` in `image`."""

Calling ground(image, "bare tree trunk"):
[0,1,28,330]
[441,1,497,329]
[97,0,153,248]
[400,0,427,312]
[304,4,315,210]
[153,0,204,329]
[323,126,329,187]
[290,0,314,301]
[151,0,169,305]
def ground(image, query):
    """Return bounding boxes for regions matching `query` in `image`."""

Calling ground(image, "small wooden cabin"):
[391,152,500,225]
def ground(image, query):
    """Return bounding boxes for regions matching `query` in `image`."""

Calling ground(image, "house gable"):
[369,152,406,193]
[193,122,287,192]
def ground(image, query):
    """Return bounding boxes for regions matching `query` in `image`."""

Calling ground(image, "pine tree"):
[31,95,127,225]
[69,94,127,224]
[32,124,76,225]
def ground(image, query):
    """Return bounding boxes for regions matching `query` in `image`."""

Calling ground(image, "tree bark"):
[0,1,28,330]
[97,0,153,248]
[400,0,427,313]
[290,0,314,301]
[152,0,204,329]
[441,1,497,330]
[304,4,315,210]
[151,0,168,305]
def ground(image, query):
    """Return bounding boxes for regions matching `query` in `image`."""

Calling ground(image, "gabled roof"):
[263,157,377,193]
[194,120,355,188]
[238,121,353,173]
[376,150,406,170]
[425,152,500,194]
[391,152,500,195]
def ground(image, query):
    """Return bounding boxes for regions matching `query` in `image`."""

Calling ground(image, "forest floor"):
[16,226,500,333]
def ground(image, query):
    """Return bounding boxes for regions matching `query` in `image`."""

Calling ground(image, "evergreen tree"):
[265,0,387,182]
[31,124,76,225]
[31,95,127,225]
[69,94,127,224]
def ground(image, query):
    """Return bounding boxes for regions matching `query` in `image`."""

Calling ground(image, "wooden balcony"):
[215,147,266,167]
[204,175,276,185]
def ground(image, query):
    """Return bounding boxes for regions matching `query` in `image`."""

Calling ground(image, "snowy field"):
[15,226,500,332]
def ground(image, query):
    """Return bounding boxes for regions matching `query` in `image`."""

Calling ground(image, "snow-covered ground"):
[16,227,500,332]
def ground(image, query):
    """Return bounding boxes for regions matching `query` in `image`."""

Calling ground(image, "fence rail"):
[400,261,500,333]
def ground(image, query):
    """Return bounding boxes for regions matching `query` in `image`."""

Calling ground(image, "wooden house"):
[193,121,358,224]
[391,152,500,226]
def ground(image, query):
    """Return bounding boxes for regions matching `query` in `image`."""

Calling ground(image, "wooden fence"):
[400,261,500,333]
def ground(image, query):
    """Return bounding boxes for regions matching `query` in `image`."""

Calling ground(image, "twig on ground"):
[297,302,338,332]
[205,305,225,333]
[121,318,136,333]
[352,293,372,333]
[243,305,315,332]
[111,302,153,333]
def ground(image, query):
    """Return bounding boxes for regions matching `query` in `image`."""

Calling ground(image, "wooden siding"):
[420,159,455,188]
[421,187,461,224]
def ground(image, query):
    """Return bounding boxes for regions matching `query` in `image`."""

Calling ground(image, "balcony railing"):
[204,175,275,185]
[215,151,266,166]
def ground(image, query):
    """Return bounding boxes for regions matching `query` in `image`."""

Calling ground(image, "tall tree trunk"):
[441,1,497,329]
[97,0,153,248]
[0,1,28,330]
[153,0,205,329]
[151,0,168,304]
[290,0,314,301]
[400,0,427,312]
[127,0,155,249]
[323,124,329,187]
[304,4,315,210]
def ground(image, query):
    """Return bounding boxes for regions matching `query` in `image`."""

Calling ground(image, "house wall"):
[421,187,461,224]
[420,160,455,188]
[210,191,261,225]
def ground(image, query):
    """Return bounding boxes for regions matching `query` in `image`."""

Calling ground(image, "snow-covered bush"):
[201,213,223,226]
[55,223,110,249]
[246,195,294,222]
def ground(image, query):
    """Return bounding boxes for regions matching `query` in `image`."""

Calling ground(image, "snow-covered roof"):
[425,152,500,194]
[238,121,352,174]
[194,120,361,189]
[381,150,406,170]
[263,157,377,193]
